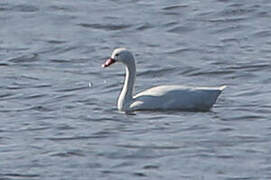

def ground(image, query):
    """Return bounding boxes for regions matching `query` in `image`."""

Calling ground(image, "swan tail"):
[219,85,227,91]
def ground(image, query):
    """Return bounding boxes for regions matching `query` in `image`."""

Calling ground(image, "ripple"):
[137,67,177,77]
[33,84,52,88]
[55,86,89,93]
[220,38,240,43]
[0,92,22,100]
[46,40,67,44]
[132,172,147,177]
[8,53,39,63]
[29,105,53,112]
[220,4,255,16]
[101,170,126,175]
[78,23,132,31]
[135,23,154,31]
[227,63,271,71]
[38,46,78,56]
[167,25,195,34]
[0,173,39,178]
[0,104,53,113]
[161,4,189,15]
[15,5,39,12]
[161,4,188,11]
[208,17,247,23]
[0,4,39,12]
[185,70,235,77]
[0,92,14,99]
[19,126,50,132]
[49,58,88,64]
[165,47,195,55]
[256,10,271,18]
[116,144,181,150]
[49,5,77,12]
[213,24,247,34]
[50,151,85,157]
[252,30,271,38]
[0,63,9,66]
[143,165,159,169]
[44,135,109,141]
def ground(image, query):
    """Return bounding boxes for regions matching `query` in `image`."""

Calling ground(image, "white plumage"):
[102,48,226,112]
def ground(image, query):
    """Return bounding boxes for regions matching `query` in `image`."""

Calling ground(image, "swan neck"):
[118,61,136,110]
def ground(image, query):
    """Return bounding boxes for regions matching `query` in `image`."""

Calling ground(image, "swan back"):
[130,85,225,111]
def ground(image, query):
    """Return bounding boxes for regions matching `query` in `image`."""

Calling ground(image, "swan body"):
[102,48,226,112]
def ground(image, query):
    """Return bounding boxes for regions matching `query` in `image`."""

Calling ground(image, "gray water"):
[1,0,271,179]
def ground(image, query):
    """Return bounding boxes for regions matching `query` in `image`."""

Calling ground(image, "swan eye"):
[115,53,119,57]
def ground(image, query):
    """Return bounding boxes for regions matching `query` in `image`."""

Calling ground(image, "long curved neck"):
[118,61,136,111]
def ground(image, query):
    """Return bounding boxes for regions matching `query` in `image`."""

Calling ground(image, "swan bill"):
[102,58,116,68]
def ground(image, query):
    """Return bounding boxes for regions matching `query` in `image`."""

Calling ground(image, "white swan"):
[102,48,226,112]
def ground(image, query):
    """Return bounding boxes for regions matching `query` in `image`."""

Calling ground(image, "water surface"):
[1,0,271,179]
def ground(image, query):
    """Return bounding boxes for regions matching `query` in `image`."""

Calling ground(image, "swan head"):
[102,48,135,68]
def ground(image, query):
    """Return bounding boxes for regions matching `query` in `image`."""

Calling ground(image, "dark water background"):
[1,0,271,179]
